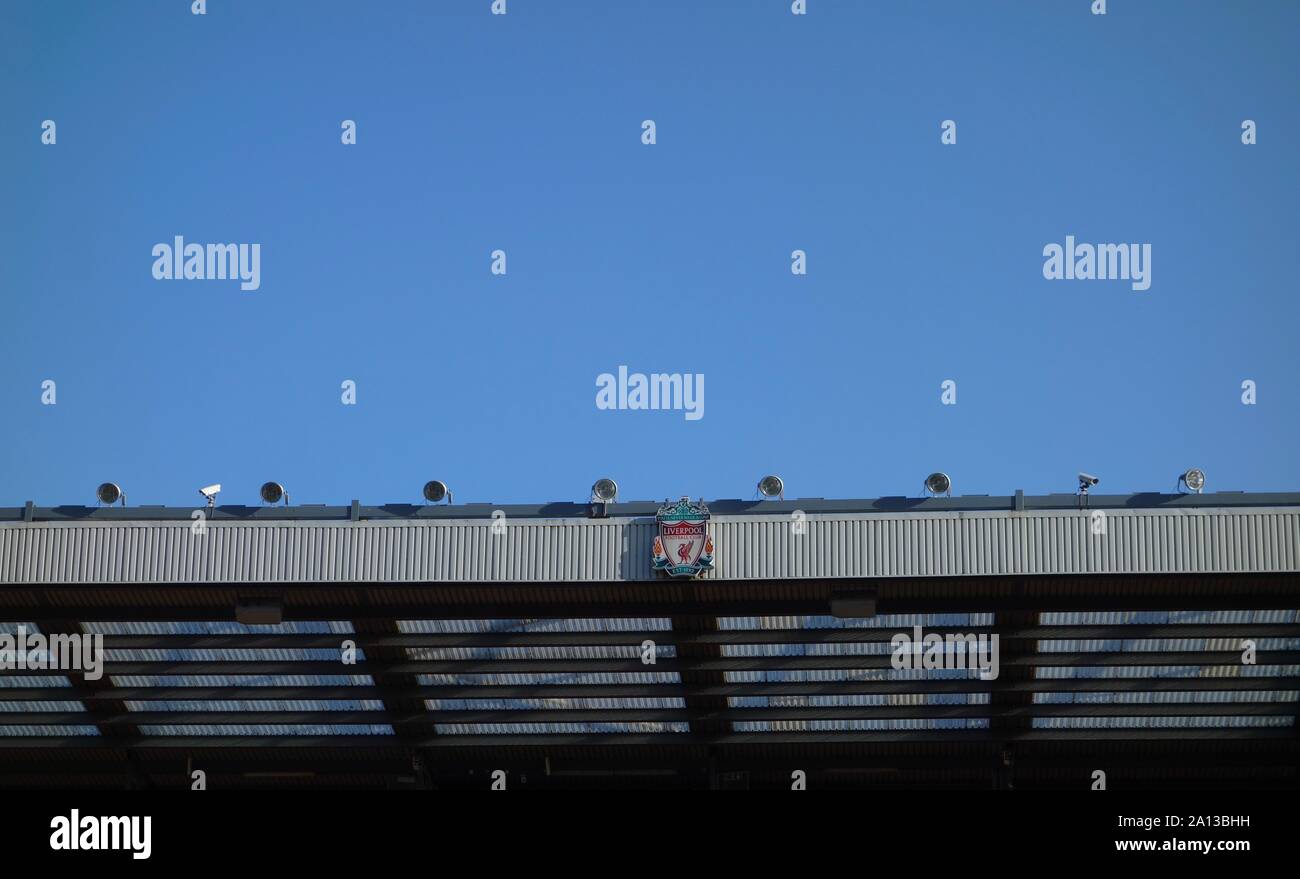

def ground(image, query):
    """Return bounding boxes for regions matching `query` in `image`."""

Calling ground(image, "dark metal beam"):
[7,650,1292,676]
[2,702,1294,727]
[0,727,1294,749]
[989,607,1038,789]
[0,573,1296,622]
[669,613,729,752]
[0,744,1291,772]
[349,616,436,753]
[2,676,1295,703]
[84,623,1300,649]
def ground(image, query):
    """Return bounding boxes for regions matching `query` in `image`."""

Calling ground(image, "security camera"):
[1078,473,1099,489]
[199,484,222,500]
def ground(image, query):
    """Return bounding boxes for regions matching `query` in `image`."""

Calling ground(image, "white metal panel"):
[0,507,1296,584]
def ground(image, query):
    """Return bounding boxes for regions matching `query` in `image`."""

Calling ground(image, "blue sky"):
[1,0,1297,509]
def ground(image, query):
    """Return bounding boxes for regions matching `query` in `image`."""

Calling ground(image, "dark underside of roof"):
[1,572,1298,790]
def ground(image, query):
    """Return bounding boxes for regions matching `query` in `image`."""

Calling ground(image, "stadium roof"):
[1,491,1297,789]
[2,491,1297,584]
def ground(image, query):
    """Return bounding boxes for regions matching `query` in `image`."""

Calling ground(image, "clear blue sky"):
[1,0,1297,509]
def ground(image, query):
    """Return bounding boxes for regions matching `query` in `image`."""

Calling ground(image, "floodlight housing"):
[757,475,784,499]
[96,482,124,506]
[591,478,618,503]
[924,472,951,497]
[1180,468,1206,494]
[260,481,288,505]
[423,480,451,504]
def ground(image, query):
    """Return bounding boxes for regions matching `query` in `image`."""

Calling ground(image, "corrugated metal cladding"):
[0,507,1297,584]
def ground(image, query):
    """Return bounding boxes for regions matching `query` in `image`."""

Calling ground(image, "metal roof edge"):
[1,491,1298,523]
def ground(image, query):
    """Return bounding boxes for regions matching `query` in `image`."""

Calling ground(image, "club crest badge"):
[652,497,714,578]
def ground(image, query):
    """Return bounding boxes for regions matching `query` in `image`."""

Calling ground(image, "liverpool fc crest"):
[652,497,714,578]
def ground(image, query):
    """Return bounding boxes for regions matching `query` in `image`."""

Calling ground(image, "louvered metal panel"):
[1,507,1297,584]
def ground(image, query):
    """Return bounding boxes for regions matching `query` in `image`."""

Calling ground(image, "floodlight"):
[96,482,124,506]
[757,475,784,499]
[1179,468,1205,494]
[423,480,452,504]
[260,481,289,505]
[924,472,951,497]
[591,478,618,503]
